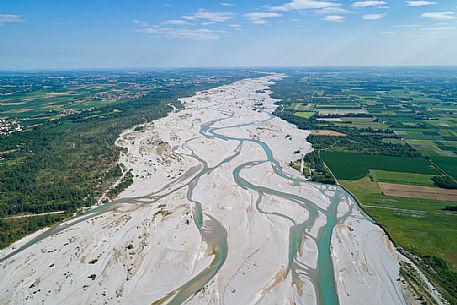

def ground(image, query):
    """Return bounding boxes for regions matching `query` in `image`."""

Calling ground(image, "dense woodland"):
[0,214,68,249]
[432,175,457,189]
[290,151,335,184]
[0,87,186,216]
[0,73,249,248]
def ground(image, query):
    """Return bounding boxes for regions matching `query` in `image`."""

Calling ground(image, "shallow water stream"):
[164,97,346,305]
[0,78,360,305]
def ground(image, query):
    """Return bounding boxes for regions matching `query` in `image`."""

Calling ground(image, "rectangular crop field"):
[379,182,457,202]
[310,130,346,137]
[370,170,435,186]
[340,176,457,269]
[432,156,457,180]
[286,103,314,111]
[321,151,438,180]
[317,109,367,116]
[294,111,315,119]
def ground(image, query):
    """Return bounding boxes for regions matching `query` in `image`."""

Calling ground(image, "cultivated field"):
[271,68,457,303]
[310,130,346,137]
[370,170,435,187]
[317,109,367,116]
[294,111,315,118]
[321,151,438,180]
[379,182,457,201]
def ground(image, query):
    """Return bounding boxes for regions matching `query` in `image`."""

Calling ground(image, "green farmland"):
[432,156,457,180]
[341,176,457,303]
[321,151,438,180]
[271,68,457,302]
[370,170,435,187]
[294,111,315,119]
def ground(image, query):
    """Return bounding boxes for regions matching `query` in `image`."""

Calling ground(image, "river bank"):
[0,74,430,305]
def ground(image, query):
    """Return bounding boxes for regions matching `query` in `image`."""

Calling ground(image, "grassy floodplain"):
[271,67,457,303]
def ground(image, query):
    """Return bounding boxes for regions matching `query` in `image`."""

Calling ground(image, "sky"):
[1,0,457,69]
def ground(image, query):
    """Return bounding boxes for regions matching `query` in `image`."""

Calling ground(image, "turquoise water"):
[2,91,344,305]
[316,194,340,305]
[200,108,341,305]
[166,216,228,305]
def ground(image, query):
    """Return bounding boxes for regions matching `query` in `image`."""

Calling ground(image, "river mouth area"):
[0,74,428,305]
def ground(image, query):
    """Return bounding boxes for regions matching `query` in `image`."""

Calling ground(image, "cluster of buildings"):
[0,119,22,135]
[94,91,147,101]
[60,107,95,117]
[60,109,82,116]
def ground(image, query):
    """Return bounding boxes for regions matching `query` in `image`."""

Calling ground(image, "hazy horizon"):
[2,65,457,73]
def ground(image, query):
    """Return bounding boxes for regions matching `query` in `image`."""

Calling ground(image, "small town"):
[93,91,147,101]
[60,107,95,117]
[0,119,22,135]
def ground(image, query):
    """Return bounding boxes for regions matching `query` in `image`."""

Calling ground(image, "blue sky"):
[1,0,457,69]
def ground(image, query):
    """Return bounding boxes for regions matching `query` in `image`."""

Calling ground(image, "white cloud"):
[323,15,345,22]
[0,14,23,26]
[133,19,222,40]
[270,0,340,12]
[406,1,436,7]
[183,9,233,23]
[422,26,456,30]
[362,13,386,19]
[220,2,234,7]
[394,24,422,27]
[229,23,242,29]
[132,19,149,27]
[421,12,456,20]
[352,1,387,8]
[133,8,234,40]
[136,25,222,40]
[243,12,282,24]
[163,19,190,25]
[319,6,351,14]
